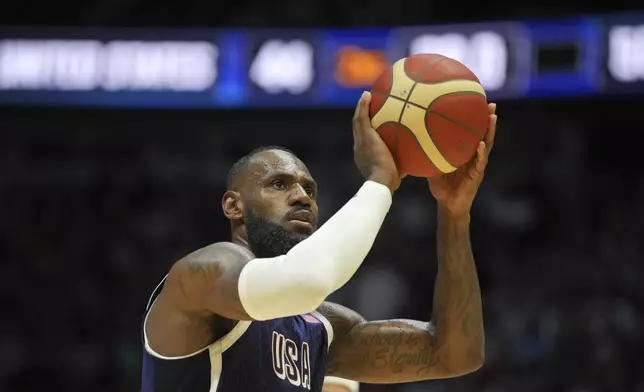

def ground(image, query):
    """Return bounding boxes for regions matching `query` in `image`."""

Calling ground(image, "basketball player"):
[323,377,359,392]
[141,92,497,391]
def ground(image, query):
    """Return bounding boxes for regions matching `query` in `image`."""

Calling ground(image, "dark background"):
[2,1,644,392]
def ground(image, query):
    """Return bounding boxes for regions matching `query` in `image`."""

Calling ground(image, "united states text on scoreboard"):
[0,12,642,108]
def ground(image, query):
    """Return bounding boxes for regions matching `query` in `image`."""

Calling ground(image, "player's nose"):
[288,184,312,206]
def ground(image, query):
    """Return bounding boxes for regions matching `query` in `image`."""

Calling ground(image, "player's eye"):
[271,180,286,190]
[304,187,314,197]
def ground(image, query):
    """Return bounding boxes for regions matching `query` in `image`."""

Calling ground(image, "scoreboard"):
[0,12,643,108]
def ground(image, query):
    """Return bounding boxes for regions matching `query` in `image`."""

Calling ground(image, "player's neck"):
[231,227,252,253]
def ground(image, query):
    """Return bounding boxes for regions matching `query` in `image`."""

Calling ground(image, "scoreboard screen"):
[0,12,642,108]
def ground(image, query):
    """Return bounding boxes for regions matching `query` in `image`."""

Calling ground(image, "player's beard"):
[245,210,310,258]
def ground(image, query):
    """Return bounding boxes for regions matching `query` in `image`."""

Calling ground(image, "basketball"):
[369,54,489,178]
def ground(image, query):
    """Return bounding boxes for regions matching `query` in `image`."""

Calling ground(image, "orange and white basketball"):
[369,54,489,178]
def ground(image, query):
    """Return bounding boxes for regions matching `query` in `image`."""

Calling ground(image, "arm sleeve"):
[238,181,392,321]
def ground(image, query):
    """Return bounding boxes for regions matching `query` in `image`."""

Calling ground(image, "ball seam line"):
[395,56,447,175]
[426,109,485,139]
[372,89,485,115]
[398,56,450,173]
[425,90,487,138]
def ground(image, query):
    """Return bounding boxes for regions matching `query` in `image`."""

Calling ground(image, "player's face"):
[250,151,319,232]
[242,150,319,257]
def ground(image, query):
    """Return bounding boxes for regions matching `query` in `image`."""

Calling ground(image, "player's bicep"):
[321,302,452,383]
[327,319,449,383]
[165,243,253,320]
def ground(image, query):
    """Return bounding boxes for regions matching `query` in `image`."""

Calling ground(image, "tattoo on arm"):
[433,209,484,363]
[322,303,450,382]
[168,244,249,317]
[337,321,441,377]
[177,256,220,302]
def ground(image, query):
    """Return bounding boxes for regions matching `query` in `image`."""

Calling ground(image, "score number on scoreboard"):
[608,24,644,83]
[249,39,315,95]
[408,31,508,92]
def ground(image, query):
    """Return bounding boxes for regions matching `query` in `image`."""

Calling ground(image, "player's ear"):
[222,190,244,221]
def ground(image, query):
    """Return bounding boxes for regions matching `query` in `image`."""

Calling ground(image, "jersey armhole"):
[310,311,334,350]
[143,275,252,360]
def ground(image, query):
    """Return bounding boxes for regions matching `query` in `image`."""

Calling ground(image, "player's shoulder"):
[177,241,255,268]
[163,242,255,308]
[166,242,255,291]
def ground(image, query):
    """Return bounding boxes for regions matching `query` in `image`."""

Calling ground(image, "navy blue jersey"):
[141,276,333,392]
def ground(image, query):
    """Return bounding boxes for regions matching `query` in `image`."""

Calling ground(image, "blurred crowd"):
[0,0,639,27]
[1,98,643,392]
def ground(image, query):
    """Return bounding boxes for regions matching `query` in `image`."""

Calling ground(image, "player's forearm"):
[431,207,484,372]
[239,181,392,321]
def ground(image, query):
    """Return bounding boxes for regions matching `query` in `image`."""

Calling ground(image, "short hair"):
[227,145,295,189]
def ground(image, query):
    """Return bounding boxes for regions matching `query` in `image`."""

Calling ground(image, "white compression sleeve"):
[238,180,392,321]
[324,377,360,392]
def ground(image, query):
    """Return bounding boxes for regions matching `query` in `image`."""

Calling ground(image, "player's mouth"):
[286,210,315,229]
[290,220,314,229]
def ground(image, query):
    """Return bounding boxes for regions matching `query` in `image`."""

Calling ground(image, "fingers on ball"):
[485,115,497,150]
[353,92,373,132]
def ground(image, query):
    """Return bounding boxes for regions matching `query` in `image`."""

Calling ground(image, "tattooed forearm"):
[433,207,484,364]
[327,320,450,382]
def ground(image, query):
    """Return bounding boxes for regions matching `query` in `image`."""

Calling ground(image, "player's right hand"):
[352,91,404,193]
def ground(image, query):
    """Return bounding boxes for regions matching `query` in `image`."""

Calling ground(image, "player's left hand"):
[427,103,497,215]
